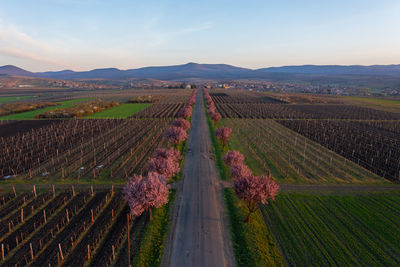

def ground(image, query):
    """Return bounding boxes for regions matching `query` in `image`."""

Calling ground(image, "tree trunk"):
[244,211,252,223]
[149,208,152,221]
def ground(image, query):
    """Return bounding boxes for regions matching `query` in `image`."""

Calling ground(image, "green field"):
[0,95,35,103]
[0,97,93,120]
[84,103,150,118]
[262,192,400,266]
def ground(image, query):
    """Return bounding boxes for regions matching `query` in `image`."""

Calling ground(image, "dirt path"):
[162,89,236,267]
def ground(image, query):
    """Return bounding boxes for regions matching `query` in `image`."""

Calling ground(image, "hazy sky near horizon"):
[0,0,400,71]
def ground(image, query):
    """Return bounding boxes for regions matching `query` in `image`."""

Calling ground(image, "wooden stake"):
[127,214,131,267]
[13,185,16,197]
[72,186,75,197]
[21,208,24,222]
[66,209,69,222]
[52,185,55,197]
[30,243,34,260]
[91,209,94,223]
[1,243,4,261]
[33,185,36,198]
[112,245,115,260]
[43,209,46,223]
[111,184,114,195]
[58,243,64,260]
[87,244,91,259]
[91,185,94,196]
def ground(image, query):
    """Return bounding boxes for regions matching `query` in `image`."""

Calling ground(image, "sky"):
[0,0,400,71]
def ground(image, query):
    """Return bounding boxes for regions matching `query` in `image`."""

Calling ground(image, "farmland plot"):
[262,192,400,266]
[221,118,385,184]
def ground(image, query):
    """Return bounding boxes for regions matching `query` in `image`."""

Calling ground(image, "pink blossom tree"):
[223,150,245,167]
[123,172,169,220]
[154,147,181,162]
[230,163,252,180]
[215,127,232,149]
[233,174,279,223]
[147,156,180,180]
[172,119,191,131]
[210,112,222,123]
[187,89,197,106]
[164,126,188,146]
[178,105,193,119]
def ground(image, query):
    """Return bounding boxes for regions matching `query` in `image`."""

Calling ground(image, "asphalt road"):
[167,89,235,267]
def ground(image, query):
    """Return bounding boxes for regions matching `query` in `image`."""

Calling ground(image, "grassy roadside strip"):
[204,94,285,266]
[203,100,229,181]
[223,186,285,267]
[133,190,176,267]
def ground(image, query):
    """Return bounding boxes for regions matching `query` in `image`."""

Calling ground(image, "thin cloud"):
[0,22,68,68]
[0,46,62,66]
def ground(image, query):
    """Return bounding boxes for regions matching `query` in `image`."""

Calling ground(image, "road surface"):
[165,89,235,267]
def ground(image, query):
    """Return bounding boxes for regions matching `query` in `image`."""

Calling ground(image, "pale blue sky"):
[0,0,399,71]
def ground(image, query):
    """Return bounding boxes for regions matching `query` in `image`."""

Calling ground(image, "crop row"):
[212,102,400,120]
[60,193,124,266]
[0,192,70,258]
[278,120,400,182]
[130,103,184,118]
[0,191,53,239]
[210,93,284,104]
[0,119,124,177]
[0,188,151,267]
[222,118,383,184]
[0,118,169,181]
[261,192,400,266]
[36,119,170,180]
[0,192,34,219]
[3,191,90,266]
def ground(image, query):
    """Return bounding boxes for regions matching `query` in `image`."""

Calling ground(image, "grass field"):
[262,192,400,266]
[0,97,93,120]
[220,118,385,184]
[84,103,150,118]
[0,96,35,103]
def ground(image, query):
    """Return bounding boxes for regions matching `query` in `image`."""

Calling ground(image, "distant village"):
[211,81,400,96]
[1,75,399,96]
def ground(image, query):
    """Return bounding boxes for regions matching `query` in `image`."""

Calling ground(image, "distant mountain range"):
[1,63,400,80]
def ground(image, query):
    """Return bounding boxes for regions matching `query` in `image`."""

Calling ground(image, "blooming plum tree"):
[215,127,232,149]
[223,150,245,167]
[147,156,180,180]
[230,163,252,180]
[171,119,191,131]
[123,172,169,220]
[164,126,188,146]
[233,174,279,222]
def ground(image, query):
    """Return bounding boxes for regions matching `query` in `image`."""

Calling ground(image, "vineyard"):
[211,93,400,120]
[0,118,173,182]
[220,118,385,184]
[277,120,400,182]
[0,94,193,182]
[0,187,152,267]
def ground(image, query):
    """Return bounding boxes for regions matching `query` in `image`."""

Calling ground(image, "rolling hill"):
[1,63,400,81]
